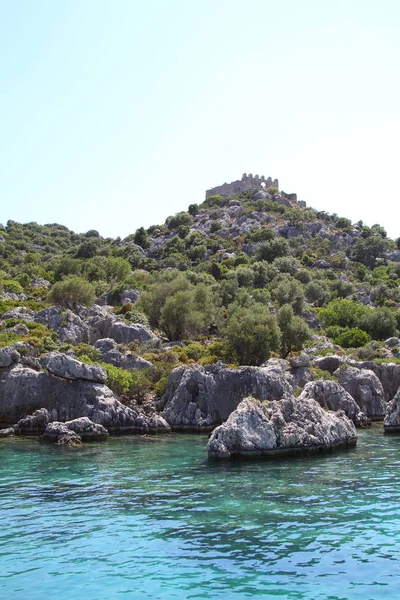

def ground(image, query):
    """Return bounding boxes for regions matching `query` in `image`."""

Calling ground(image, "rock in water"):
[334,366,386,419]
[207,396,357,459]
[299,380,370,427]
[0,427,15,437]
[384,387,400,432]
[64,417,109,440]
[42,422,82,446]
[159,363,293,430]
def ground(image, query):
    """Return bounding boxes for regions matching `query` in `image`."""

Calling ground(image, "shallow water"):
[1,426,400,599]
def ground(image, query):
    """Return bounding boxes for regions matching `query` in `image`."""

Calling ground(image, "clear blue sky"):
[1,0,399,239]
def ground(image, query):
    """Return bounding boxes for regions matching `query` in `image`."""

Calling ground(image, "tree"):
[277,304,311,358]
[319,299,368,328]
[105,257,131,285]
[256,238,289,262]
[160,290,205,340]
[221,303,281,366]
[358,307,398,340]
[49,275,95,313]
[271,279,305,314]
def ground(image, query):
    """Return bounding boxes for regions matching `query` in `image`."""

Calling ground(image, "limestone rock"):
[384,387,400,432]
[42,422,82,446]
[299,380,370,427]
[93,338,153,370]
[0,364,170,433]
[159,363,293,430]
[334,366,386,419]
[40,352,106,383]
[207,396,357,459]
[64,417,109,440]
[0,346,20,368]
[33,306,89,345]
[14,408,52,434]
[0,307,34,321]
[87,313,156,345]
[0,427,15,437]
[289,355,310,368]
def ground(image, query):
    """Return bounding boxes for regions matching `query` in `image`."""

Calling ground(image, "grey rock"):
[34,306,89,345]
[42,422,82,445]
[384,387,400,432]
[159,363,293,430]
[30,278,51,288]
[207,396,357,459]
[12,323,29,335]
[314,355,343,374]
[334,366,386,419]
[313,259,332,269]
[14,408,52,434]
[289,355,310,368]
[0,428,15,437]
[0,346,20,368]
[121,289,141,304]
[0,364,171,433]
[1,307,34,321]
[301,309,320,330]
[93,338,153,370]
[299,380,370,427]
[88,313,156,345]
[40,352,107,383]
[64,417,109,440]
[385,337,400,348]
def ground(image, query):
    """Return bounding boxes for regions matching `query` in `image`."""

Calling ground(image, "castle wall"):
[205,173,279,199]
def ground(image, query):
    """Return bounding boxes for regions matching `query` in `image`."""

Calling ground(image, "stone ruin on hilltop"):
[206,173,279,199]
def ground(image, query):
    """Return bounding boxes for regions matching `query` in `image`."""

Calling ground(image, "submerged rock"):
[42,422,82,446]
[299,380,370,427]
[63,417,109,441]
[207,396,357,459]
[159,363,293,430]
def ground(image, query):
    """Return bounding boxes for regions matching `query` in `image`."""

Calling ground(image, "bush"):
[49,276,95,313]
[256,238,289,262]
[358,307,398,340]
[277,305,311,358]
[334,328,371,348]
[319,299,368,328]
[272,279,305,314]
[221,303,281,366]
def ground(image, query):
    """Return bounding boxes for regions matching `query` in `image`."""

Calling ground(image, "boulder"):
[384,387,400,432]
[0,364,171,433]
[159,363,293,430]
[87,313,156,345]
[64,417,109,440]
[30,278,51,289]
[40,352,106,383]
[289,355,310,368]
[313,355,343,374]
[0,346,20,368]
[207,396,357,459]
[93,338,153,370]
[42,422,82,446]
[0,427,15,437]
[384,337,400,348]
[14,408,51,434]
[0,307,34,321]
[334,366,386,419]
[299,380,370,427]
[33,307,89,345]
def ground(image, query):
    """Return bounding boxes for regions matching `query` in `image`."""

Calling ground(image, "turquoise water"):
[1,427,400,600]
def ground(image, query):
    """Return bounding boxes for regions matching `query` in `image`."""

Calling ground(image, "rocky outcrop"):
[0,353,170,434]
[299,380,370,427]
[40,352,106,383]
[158,363,293,430]
[313,355,343,374]
[384,387,400,432]
[207,396,357,459]
[0,427,15,437]
[33,307,89,345]
[334,366,386,419]
[93,338,153,370]
[0,346,20,368]
[87,312,156,345]
[42,422,82,446]
[14,408,51,434]
[63,417,109,440]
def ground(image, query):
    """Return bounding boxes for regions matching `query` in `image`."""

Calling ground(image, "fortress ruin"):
[205,173,279,199]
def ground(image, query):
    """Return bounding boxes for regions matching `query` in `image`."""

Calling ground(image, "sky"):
[1,0,400,239]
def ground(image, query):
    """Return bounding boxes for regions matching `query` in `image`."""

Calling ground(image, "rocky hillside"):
[1,174,400,444]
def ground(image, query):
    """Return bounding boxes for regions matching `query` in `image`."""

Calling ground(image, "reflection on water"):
[1,426,400,599]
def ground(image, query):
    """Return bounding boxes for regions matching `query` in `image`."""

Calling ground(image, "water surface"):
[1,426,400,599]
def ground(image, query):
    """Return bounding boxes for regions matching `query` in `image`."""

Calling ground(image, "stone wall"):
[206,173,279,199]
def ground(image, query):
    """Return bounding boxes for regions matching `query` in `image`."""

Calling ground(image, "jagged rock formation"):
[299,380,370,427]
[93,338,153,370]
[333,366,386,419]
[0,348,170,434]
[384,387,400,432]
[158,363,293,430]
[42,422,82,445]
[207,396,357,459]
[40,352,107,382]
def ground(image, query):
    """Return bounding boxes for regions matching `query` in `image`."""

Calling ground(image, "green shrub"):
[74,343,102,362]
[335,328,371,348]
